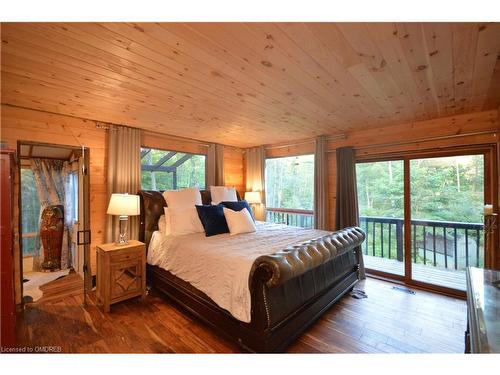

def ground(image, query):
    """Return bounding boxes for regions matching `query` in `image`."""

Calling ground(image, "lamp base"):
[115,215,129,246]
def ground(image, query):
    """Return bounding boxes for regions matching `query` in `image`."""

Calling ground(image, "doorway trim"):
[16,140,91,304]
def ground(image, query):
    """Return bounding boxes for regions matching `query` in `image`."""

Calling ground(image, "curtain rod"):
[265,134,347,150]
[2,104,213,148]
[97,121,211,148]
[326,130,498,153]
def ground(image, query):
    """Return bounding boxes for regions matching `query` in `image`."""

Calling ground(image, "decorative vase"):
[40,205,64,272]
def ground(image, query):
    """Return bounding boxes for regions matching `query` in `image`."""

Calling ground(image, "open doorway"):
[18,141,90,304]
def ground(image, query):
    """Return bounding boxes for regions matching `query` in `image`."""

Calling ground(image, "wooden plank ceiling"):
[1,22,500,148]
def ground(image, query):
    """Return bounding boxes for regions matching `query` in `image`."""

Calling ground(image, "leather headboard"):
[138,189,241,250]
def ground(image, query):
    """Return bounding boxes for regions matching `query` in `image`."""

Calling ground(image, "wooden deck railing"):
[265,210,483,271]
[360,216,484,271]
[266,207,314,229]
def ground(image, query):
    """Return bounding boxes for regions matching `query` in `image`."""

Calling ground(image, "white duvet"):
[147,221,331,323]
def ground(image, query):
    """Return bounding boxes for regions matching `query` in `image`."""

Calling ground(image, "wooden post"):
[396,219,404,262]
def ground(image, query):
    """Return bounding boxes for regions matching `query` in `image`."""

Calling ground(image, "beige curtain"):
[30,158,72,271]
[246,146,266,221]
[206,143,225,187]
[314,136,328,230]
[335,147,365,279]
[105,125,141,243]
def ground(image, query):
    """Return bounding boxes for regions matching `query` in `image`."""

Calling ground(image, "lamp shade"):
[107,193,140,216]
[244,191,261,204]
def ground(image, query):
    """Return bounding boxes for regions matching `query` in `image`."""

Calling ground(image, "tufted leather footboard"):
[249,227,365,330]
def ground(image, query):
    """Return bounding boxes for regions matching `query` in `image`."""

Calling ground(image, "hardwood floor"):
[15,273,467,353]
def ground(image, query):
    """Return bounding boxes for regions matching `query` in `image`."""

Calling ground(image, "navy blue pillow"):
[195,204,229,237]
[221,200,254,221]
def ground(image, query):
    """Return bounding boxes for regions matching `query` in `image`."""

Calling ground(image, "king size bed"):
[138,189,365,353]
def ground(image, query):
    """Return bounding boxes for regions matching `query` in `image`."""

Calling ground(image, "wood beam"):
[170,154,193,168]
[141,165,176,173]
[153,151,176,167]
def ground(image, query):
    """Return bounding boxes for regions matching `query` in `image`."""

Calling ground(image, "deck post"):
[396,220,404,262]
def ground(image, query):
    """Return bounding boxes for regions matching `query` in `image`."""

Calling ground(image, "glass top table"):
[466,267,500,353]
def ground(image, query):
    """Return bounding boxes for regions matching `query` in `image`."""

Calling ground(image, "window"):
[68,171,78,222]
[141,147,206,191]
[20,168,41,256]
[265,154,314,228]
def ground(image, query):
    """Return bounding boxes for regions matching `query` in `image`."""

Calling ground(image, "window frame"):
[140,146,207,191]
[264,153,315,228]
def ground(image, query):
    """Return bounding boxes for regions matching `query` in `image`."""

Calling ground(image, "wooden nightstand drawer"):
[109,250,142,264]
[96,240,146,312]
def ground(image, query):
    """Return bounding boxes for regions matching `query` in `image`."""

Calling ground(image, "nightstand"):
[96,240,146,312]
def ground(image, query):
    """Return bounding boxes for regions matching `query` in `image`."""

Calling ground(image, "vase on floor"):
[40,205,64,272]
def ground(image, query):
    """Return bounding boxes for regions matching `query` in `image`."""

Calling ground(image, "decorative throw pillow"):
[223,207,256,236]
[210,186,238,205]
[168,206,204,236]
[162,187,202,210]
[195,204,230,237]
[221,200,254,221]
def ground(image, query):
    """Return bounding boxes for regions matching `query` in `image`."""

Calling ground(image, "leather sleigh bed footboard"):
[139,190,366,353]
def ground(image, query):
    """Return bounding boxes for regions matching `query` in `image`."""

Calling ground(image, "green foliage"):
[356,156,484,224]
[265,155,314,210]
[410,156,484,223]
[356,160,404,218]
[357,156,485,270]
[141,148,206,190]
[20,169,40,256]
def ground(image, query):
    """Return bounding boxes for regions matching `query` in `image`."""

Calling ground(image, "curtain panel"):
[314,136,328,230]
[245,146,266,221]
[335,147,366,279]
[206,143,225,187]
[30,158,72,271]
[105,125,142,243]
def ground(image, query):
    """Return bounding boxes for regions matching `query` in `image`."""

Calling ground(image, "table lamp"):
[244,191,261,217]
[107,193,140,245]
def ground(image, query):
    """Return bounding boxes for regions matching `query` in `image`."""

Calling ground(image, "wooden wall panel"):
[265,140,315,159]
[1,104,246,302]
[141,131,208,155]
[223,148,245,197]
[326,110,498,155]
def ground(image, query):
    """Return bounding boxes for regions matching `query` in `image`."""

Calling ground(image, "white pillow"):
[168,207,204,236]
[163,187,202,210]
[210,186,238,205]
[158,214,166,234]
[223,207,256,236]
[162,208,172,236]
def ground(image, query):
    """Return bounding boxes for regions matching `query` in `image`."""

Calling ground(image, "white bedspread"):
[147,221,330,323]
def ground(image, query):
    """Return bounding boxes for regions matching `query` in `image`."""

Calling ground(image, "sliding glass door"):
[356,160,405,277]
[410,155,485,291]
[356,149,492,293]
